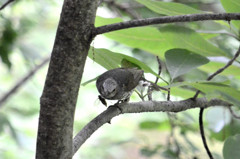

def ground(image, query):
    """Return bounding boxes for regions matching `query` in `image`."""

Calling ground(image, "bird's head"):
[100,78,118,99]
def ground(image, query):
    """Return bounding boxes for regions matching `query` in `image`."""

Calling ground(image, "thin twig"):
[148,56,162,101]
[193,46,240,159]
[228,107,240,120]
[199,108,213,159]
[0,57,50,107]
[155,56,162,84]
[0,0,14,11]
[193,46,240,98]
[94,13,240,35]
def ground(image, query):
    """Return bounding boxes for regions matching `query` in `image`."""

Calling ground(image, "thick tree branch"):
[94,13,240,35]
[0,57,50,108]
[0,0,14,11]
[36,1,98,158]
[73,98,231,154]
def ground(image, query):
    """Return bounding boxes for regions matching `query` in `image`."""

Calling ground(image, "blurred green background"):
[0,0,240,159]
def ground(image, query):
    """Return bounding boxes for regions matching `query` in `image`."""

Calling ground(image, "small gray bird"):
[96,68,143,105]
[96,68,168,106]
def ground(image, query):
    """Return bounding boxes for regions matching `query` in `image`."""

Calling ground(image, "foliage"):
[92,0,240,158]
[0,0,240,159]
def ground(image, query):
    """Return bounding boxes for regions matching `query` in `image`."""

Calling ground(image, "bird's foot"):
[108,103,123,113]
[107,103,123,124]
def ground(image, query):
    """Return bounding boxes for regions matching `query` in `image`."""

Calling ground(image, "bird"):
[96,68,144,106]
[96,67,168,107]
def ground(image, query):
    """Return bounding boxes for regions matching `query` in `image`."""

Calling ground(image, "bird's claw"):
[108,103,123,113]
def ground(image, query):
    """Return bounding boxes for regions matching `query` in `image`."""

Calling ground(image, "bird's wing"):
[124,68,144,91]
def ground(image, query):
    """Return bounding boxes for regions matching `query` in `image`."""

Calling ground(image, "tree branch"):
[0,57,50,108]
[193,46,240,159]
[0,0,14,11]
[36,1,99,158]
[94,13,240,35]
[194,45,240,98]
[73,97,231,155]
[228,107,240,120]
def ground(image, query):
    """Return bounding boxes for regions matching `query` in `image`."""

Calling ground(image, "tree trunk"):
[36,0,98,158]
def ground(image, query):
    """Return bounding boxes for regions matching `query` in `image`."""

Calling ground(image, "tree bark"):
[73,98,231,153]
[36,0,98,159]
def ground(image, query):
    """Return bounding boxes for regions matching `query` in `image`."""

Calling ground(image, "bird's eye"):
[112,88,116,92]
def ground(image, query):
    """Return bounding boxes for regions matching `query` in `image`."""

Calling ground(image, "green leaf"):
[0,20,18,68]
[190,82,240,104]
[165,49,209,80]
[216,92,240,107]
[95,17,226,57]
[0,113,20,146]
[139,120,170,130]
[96,16,169,57]
[0,113,8,133]
[223,134,240,159]
[88,48,159,76]
[220,0,240,30]
[139,121,161,129]
[85,48,163,85]
[81,76,98,86]
[210,121,240,141]
[136,0,202,16]
[159,26,226,56]
[166,81,240,106]
[162,148,179,158]
[170,87,196,99]
[95,16,122,27]
[199,61,240,80]
[121,58,141,69]
[141,145,162,157]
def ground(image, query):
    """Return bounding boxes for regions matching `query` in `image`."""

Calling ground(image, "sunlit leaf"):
[165,49,209,80]
[191,82,240,104]
[159,26,226,56]
[96,17,170,57]
[166,81,240,105]
[136,0,202,16]
[139,120,170,130]
[199,62,240,80]
[170,87,196,99]
[95,17,226,57]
